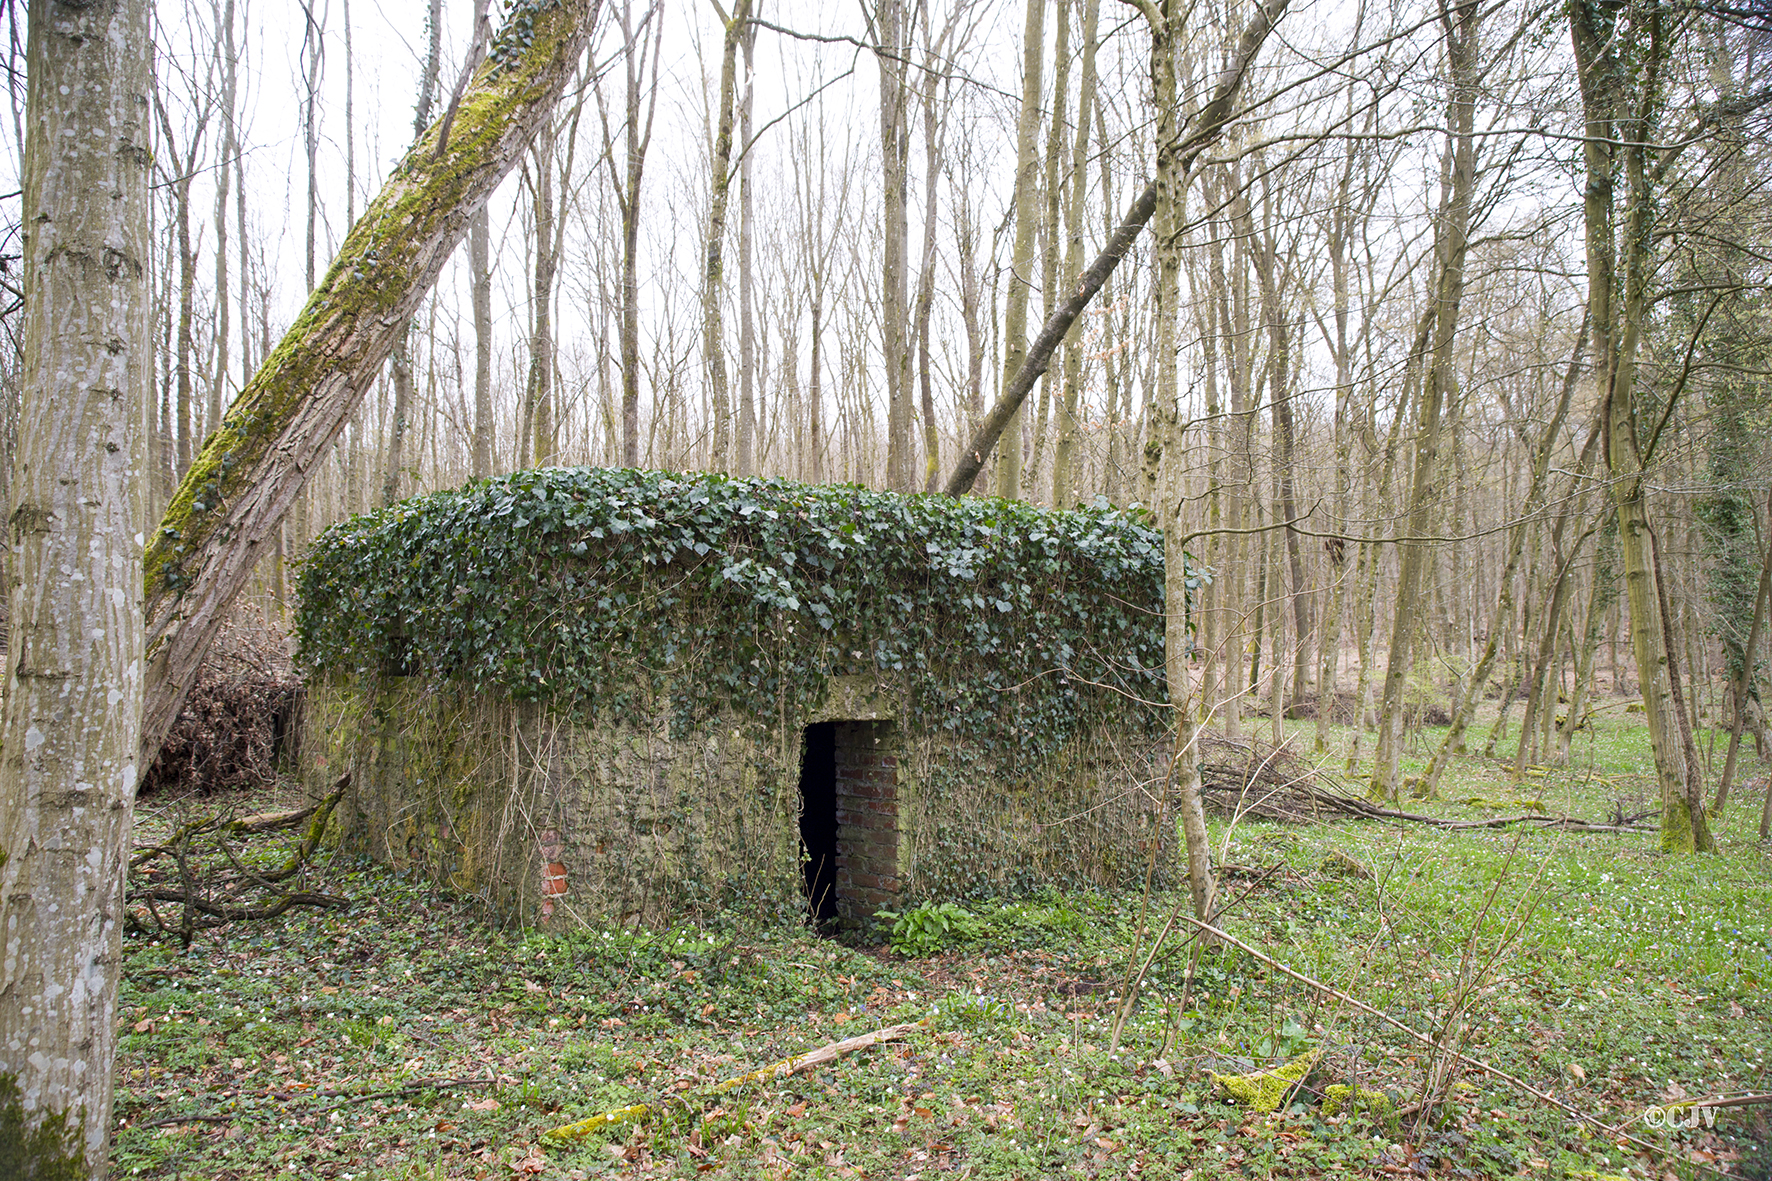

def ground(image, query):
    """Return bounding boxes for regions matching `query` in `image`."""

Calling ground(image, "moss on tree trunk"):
[140,0,602,771]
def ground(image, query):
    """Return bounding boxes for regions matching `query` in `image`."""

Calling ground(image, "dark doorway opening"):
[798,722,839,928]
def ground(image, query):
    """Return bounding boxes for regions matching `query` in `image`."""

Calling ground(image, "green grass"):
[112,712,1772,1179]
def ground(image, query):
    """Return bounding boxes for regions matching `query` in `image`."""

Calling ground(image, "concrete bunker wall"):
[305,676,1170,930]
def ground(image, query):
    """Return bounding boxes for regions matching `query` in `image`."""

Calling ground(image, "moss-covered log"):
[139,0,602,772]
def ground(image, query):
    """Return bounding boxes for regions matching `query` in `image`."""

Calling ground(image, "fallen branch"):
[131,888,350,922]
[134,1075,501,1131]
[133,1113,233,1129]
[127,774,353,941]
[132,773,351,868]
[542,1018,931,1145]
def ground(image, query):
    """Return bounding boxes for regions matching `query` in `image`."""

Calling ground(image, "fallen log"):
[541,1017,931,1145]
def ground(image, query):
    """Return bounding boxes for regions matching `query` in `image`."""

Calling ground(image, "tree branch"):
[943,0,1291,496]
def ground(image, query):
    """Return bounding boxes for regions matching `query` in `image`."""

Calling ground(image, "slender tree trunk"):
[526,125,559,466]
[470,206,494,479]
[1028,0,1071,501]
[874,0,914,489]
[1150,3,1216,927]
[1557,530,1612,760]
[701,0,748,471]
[384,0,444,503]
[0,0,150,1171]
[994,0,1045,501]
[1050,0,1098,510]
[599,0,661,470]
[214,0,237,455]
[236,0,253,375]
[302,0,323,292]
[911,12,957,494]
[175,177,197,472]
[735,11,757,477]
[1345,350,1411,769]
[1570,0,1713,852]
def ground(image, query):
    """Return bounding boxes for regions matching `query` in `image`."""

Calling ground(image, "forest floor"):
[113,706,1772,1180]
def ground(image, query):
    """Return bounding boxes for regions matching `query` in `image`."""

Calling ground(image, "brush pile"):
[1194,732,1380,823]
[142,607,301,795]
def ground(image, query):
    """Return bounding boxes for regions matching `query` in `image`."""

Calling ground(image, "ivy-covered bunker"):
[295,469,1179,929]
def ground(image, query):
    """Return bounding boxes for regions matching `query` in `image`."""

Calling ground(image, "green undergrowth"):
[114,715,1771,1179]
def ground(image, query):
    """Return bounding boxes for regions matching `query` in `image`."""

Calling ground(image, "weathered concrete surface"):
[302,674,1169,930]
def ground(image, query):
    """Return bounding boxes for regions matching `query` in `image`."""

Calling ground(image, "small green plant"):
[875,902,982,957]
[936,992,1013,1029]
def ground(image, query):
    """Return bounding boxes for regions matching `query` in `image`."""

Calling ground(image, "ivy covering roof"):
[296,468,1176,756]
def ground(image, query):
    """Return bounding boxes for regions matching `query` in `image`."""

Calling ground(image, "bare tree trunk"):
[701,0,748,471]
[735,11,757,477]
[911,6,961,494]
[874,0,914,490]
[140,0,603,767]
[993,0,1044,501]
[236,0,253,375]
[525,124,559,466]
[214,0,238,456]
[1028,0,1071,501]
[1147,0,1289,929]
[1369,0,1478,802]
[1570,0,1713,852]
[343,0,354,222]
[384,0,444,503]
[302,0,324,292]
[1345,345,1411,770]
[596,0,662,470]
[470,206,494,479]
[175,166,197,472]
[0,0,150,1171]
[1051,0,1099,510]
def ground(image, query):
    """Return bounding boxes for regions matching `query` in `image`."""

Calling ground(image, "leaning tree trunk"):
[140,0,602,770]
[945,0,1287,498]
[0,0,151,1173]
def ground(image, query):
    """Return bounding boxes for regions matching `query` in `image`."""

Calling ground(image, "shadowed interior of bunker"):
[798,722,839,926]
[797,720,900,928]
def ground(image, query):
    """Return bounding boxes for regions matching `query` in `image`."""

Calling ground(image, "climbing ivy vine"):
[297,469,1191,764]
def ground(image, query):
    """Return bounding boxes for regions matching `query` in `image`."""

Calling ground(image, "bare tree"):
[0,0,151,1170]
[384,0,444,505]
[701,0,750,471]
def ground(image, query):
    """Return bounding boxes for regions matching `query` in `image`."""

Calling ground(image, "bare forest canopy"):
[2,0,1769,803]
